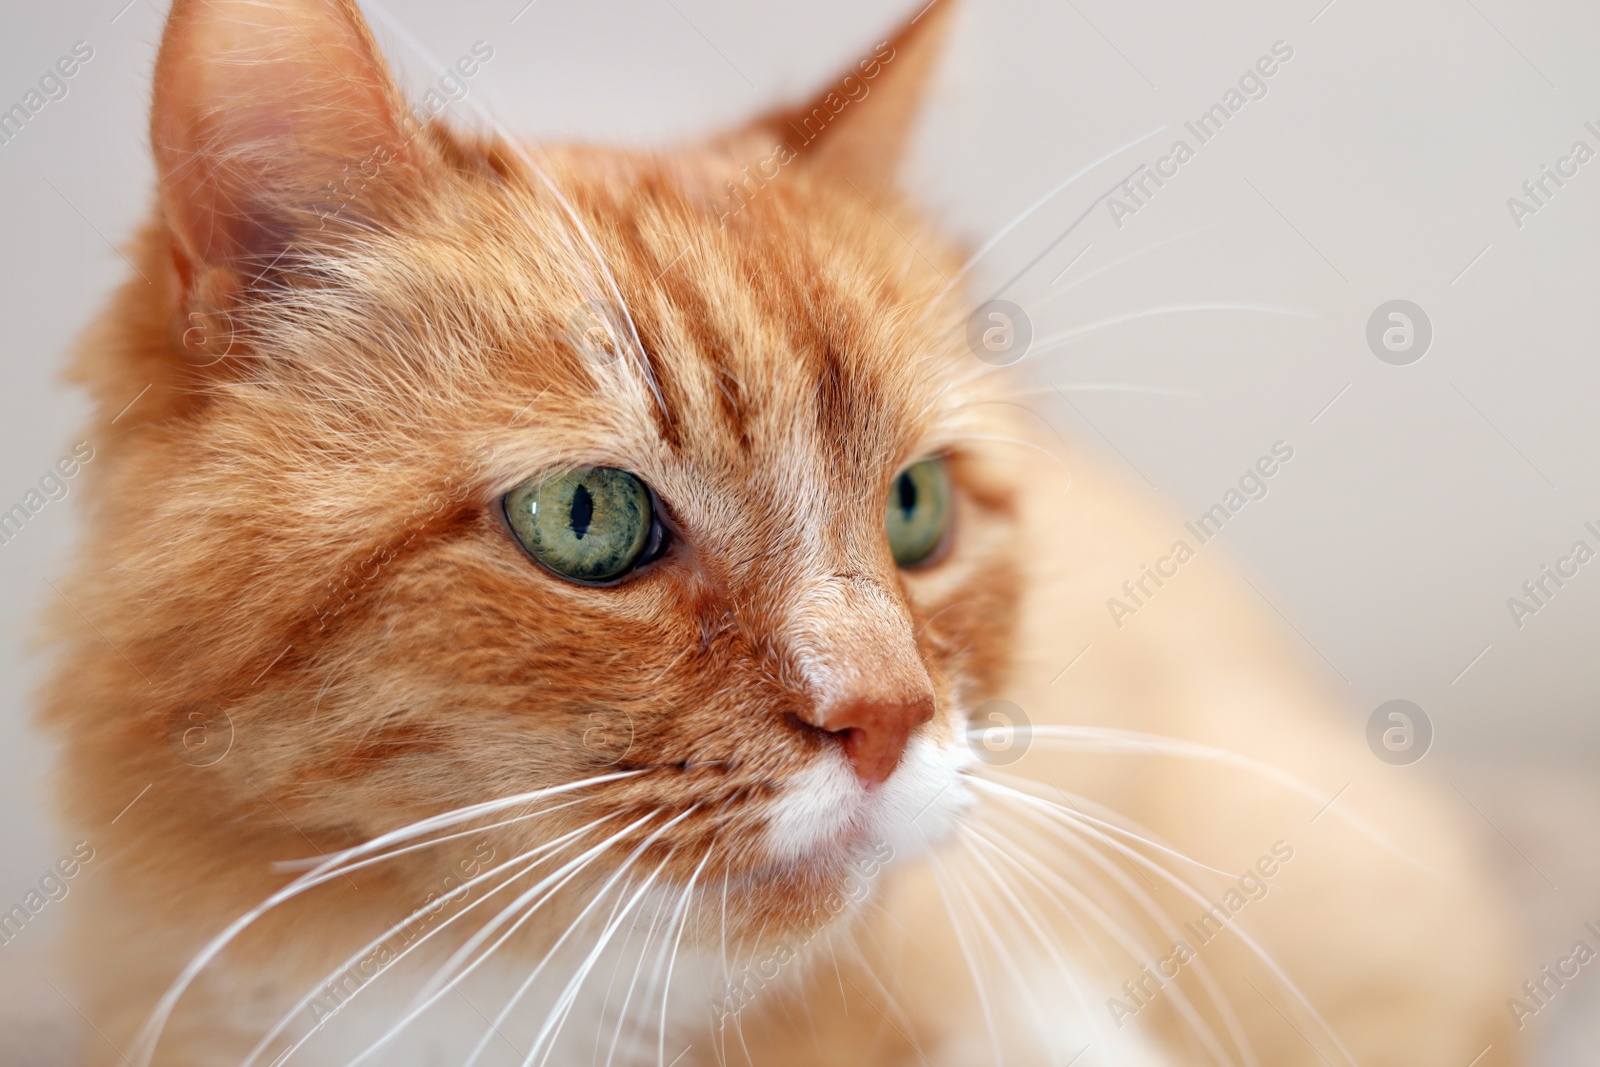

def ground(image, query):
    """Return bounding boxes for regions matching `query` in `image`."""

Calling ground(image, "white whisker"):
[352,809,668,1067]
[130,771,642,1067]
[1044,225,1220,298]
[1053,382,1195,396]
[940,844,1058,1061]
[985,781,1356,1067]
[361,4,670,420]
[458,806,699,1067]
[599,867,670,1067]
[953,832,1131,1061]
[972,725,1427,870]
[524,847,685,1067]
[939,124,1169,293]
[925,848,1005,1065]
[961,824,1239,1067]
[658,848,712,1067]
[1029,303,1317,359]
[971,773,1236,879]
[970,786,1257,1067]
[243,811,613,1067]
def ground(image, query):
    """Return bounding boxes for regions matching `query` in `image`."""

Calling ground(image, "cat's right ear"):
[151,0,418,344]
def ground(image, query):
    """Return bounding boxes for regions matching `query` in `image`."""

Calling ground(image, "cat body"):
[41,1,1520,1064]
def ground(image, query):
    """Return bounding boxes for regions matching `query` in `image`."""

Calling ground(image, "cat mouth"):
[757,734,970,871]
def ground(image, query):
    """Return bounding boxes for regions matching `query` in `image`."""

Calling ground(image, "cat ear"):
[151,0,417,315]
[745,0,956,192]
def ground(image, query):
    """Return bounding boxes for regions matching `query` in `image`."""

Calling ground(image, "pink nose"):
[801,695,934,789]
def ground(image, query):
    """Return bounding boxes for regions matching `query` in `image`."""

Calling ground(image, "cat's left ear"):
[735,0,957,194]
[151,0,420,323]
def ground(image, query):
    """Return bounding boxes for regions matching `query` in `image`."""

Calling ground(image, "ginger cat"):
[41,1,1520,1064]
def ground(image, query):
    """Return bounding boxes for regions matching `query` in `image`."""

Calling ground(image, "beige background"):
[1,0,1597,1061]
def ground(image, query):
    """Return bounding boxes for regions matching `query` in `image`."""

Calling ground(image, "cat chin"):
[758,731,973,872]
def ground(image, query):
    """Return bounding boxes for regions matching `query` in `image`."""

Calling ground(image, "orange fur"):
[41,1,1521,1064]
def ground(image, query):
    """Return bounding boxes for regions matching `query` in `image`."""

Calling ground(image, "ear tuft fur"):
[152,0,419,342]
[746,0,958,193]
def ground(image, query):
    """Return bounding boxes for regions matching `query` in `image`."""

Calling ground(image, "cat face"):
[88,0,1020,942]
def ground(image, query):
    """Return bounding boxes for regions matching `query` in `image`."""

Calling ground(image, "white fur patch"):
[761,730,972,868]
[760,750,860,866]
[862,732,972,860]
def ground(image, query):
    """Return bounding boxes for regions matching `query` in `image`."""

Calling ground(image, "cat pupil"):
[897,472,918,518]
[570,483,594,540]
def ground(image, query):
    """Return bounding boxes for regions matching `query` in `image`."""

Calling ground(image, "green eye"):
[885,458,951,567]
[503,467,666,584]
